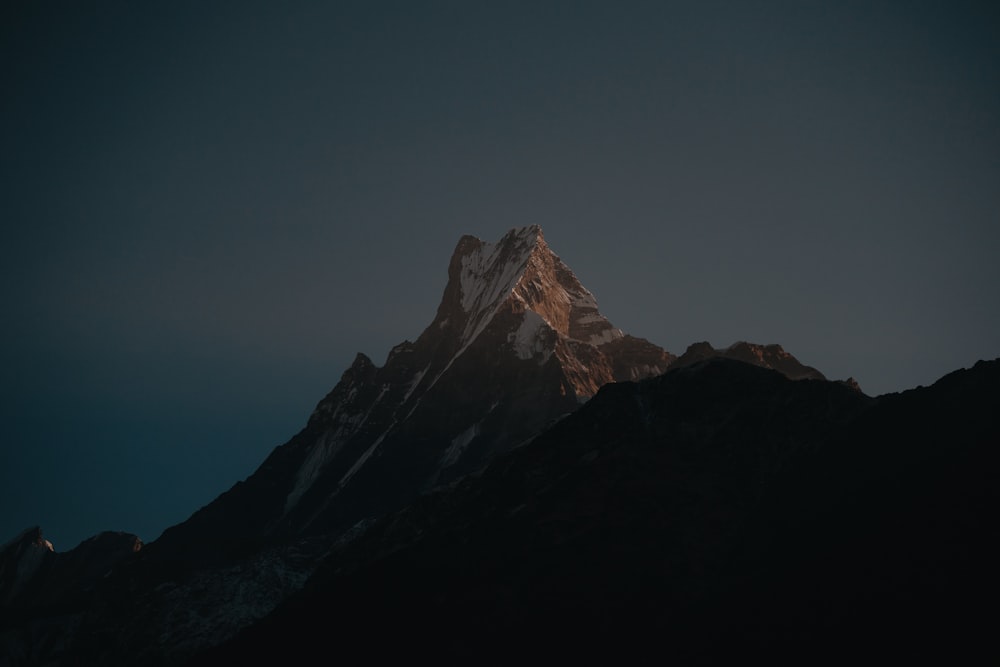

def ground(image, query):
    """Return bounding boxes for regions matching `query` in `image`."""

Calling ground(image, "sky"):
[2,1,998,550]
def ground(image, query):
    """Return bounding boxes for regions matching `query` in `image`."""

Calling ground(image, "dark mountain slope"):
[0,530,141,665]
[198,358,998,665]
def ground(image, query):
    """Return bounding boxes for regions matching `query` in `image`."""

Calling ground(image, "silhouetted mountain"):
[0,529,141,664]
[196,358,997,665]
[12,227,691,665]
[0,528,53,608]
[2,227,914,665]
[151,227,674,566]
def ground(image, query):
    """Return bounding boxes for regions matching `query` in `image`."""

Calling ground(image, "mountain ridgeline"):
[1,226,994,665]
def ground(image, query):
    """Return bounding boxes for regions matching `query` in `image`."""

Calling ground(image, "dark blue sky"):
[3,1,998,550]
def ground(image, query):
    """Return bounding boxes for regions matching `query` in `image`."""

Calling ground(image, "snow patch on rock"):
[147,542,318,661]
[440,422,481,468]
[588,327,625,346]
[509,311,554,362]
[407,366,429,400]
[287,384,391,512]
[339,431,388,488]
[458,227,539,314]
[285,429,348,512]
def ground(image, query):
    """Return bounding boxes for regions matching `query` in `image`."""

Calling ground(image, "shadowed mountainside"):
[195,358,997,665]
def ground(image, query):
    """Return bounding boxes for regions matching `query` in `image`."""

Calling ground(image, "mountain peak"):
[438,226,544,341]
[436,226,623,356]
[457,226,544,316]
[155,227,674,558]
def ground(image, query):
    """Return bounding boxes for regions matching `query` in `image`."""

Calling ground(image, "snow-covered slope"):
[448,226,623,353]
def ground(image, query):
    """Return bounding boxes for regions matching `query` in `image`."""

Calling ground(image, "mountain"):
[0,528,53,609]
[195,358,998,665]
[149,226,675,565]
[29,226,692,665]
[1,226,867,665]
[0,529,142,610]
[0,528,141,663]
